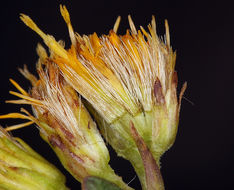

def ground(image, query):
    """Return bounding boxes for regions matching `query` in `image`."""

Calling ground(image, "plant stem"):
[130,122,165,190]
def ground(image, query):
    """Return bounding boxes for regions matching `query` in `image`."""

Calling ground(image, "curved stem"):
[130,121,165,190]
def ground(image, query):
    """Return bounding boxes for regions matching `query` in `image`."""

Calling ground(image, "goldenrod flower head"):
[21,6,171,123]
[21,6,184,142]
[0,52,132,189]
[0,126,68,190]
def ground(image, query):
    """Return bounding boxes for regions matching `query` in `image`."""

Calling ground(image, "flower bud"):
[0,127,68,190]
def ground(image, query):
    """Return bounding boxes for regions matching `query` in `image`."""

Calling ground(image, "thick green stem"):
[95,165,134,190]
[130,122,165,190]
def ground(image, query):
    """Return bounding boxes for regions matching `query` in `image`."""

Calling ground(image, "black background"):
[0,0,233,189]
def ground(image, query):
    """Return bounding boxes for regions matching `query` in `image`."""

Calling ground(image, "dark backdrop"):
[0,0,233,189]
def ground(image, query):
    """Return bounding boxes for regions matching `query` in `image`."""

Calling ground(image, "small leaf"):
[82,176,122,190]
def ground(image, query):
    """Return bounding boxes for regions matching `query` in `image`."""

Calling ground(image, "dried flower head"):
[21,8,167,123]
[0,48,132,190]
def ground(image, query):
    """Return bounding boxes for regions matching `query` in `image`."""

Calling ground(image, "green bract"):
[0,127,68,190]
